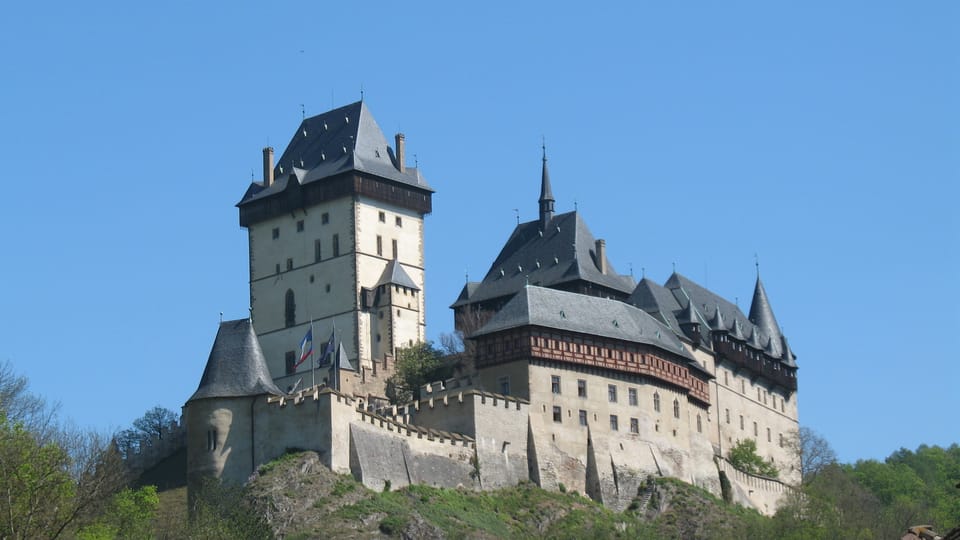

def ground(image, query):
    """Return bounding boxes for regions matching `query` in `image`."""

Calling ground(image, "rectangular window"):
[577,379,587,398]
[697,414,702,433]
[272,227,279,239]
[724,371,729,386]
[314,239,322,262]
[741,380,746,394]
[321,213,329,224]
[552,406,562,423]
[392,239,398,259]
[579,410,588,426]
[497,376,510,395]
[286,258,293,271]
[608,384,617,403]
[376,235,383,256]
[609,415,618,431]
[754,422,758,437]
[630,418,639,434]
[275,263,281,275]
[628,388,638,406]
[379,211,386,223]
[285,351,296,375]
[296,220,304,232]
[779,433,784,448]
[395,216,402,227]
[725,408,730,424]
[333,234,340,257]
[767,427,772,442]
[740,415,744,430]
[551,375,561,394]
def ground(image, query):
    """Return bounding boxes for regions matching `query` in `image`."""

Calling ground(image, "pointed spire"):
[780,335,797,367]
[677,299,699,326]
[189,319,284,401]
[539,142,555,230]
[748,275,783,344]
[709,305,726,332]
[730,318,746,340]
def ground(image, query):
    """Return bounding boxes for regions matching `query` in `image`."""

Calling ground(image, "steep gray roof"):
[335,343,355,372]
[473,286,694,362]
[189,319,283,401]
[238,101,431,206]
[628,278,682,330]
[664,273,790,362]
[376,259,420,291]
[748,276,783,347]
[451,211,635,307]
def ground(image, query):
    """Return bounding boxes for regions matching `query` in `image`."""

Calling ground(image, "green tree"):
[115,405,179,457]
[727,439,779,478]
[77,485,159,540]
[384,342,452,404]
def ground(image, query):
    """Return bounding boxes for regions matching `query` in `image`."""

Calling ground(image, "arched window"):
[673,399,680,418]
[285,289,296,327]
[653,392,661,412]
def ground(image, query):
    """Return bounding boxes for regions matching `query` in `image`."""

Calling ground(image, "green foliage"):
[0,412,76,539]
[115,405,178,457]
[384,341,452,404]
[78,485,159,540]
[727,439,779,478]
[188,477,272,539]
[257,448,302,476]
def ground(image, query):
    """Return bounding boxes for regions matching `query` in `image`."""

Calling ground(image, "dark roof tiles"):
[189,319,283,401]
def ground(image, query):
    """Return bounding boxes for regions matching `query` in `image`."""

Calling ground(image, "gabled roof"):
[628,278,682,331]
[238,101,431,206]
[473,286,694,362]
[335,343,355,372]
[188,319,283,401]
[451,211,635,307]
[376,259,420,291]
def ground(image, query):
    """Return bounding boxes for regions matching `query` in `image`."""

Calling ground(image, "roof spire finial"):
[513,208,520,225]
[300,103,305,120]
[754,252,760,277]
[538,139,555,230]
[642,266,646,278]
[360,83,364,102]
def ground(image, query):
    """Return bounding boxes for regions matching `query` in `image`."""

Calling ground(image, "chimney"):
[595,239,607,274]
[262,147,274,187]
[395,133,406,172]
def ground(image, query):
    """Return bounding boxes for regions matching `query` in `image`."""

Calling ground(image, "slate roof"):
[189,319,284,401]
[473,285,695,363]
[376,259,420,291]
[661,273,790,363]
[238,101,431,207]
[451,211,635,307]
[748,276,783,348]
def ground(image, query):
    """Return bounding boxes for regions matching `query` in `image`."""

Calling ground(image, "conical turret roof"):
[748,276,783,345]
[188,319,283,401]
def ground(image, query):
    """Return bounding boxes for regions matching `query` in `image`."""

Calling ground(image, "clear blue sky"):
[0,2,956,464]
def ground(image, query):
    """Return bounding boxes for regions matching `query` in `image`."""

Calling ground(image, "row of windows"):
[724,408,787,447]
[722,370,787,413]
[550,406,704,434]
[378,211,403,228]
[270,213,341,241]
[551,375,681,418]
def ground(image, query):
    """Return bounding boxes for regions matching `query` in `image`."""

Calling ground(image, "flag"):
[317,329,336,367]
[295,328,313,369]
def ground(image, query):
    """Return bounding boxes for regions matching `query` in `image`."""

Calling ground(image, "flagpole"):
[309,318,316,389]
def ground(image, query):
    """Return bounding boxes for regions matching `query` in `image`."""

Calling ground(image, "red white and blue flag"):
[295,328,313,368]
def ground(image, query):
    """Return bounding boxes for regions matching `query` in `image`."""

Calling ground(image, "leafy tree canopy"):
[384,342,453,405]
[727,438,779,478]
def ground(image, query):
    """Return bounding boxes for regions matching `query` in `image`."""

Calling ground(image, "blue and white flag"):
[295,328,313,369]
[317,329,336,367]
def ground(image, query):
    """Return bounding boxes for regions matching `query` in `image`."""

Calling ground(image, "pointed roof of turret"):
[780,335,798,368]
[335,343,355,372]
[189,319,283,401]
[748,275,783,346]
[676,298,700,326]
[709,305,726,332]
[376,258,420,290]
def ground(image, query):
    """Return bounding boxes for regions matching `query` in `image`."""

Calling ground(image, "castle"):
[184,101,800,515]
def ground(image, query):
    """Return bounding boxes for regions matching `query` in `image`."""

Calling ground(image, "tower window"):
[314,240,322,262]
[577,379,587,398]
[653,392,661,412]
[392,239,398,259]
[379,211,386,223]
[284,350,296,375]
[284,289,296,328]
[498,376,510,395]
[552,406,562,423]
[551,375,561,394]
[754,421,758,437]
[725,408,730,424]
[275,263,280,275]
[579,410,587,426]
[697,414,702,433]
[377,235,383,256]
[609,415,618,431]
[395,216,402,227]
[740,415,744,430]
[333,234,339,257]
[767,427,771,442]
[296,220,304,232]
[272,227,279,240]
[206,429,218,451]
[608,384,617,403]
[286,258,293,271]
[673,399,680,419]
[321,213,329,224]
[630,418,639,434]
[628,387,638,406]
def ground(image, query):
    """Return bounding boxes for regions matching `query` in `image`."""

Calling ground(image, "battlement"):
[121,419,186,473]
[417,376,529,412]
[355,409,475,448]
[266,385,355,408]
